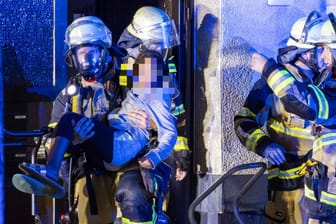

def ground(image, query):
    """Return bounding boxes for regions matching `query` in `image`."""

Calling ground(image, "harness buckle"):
[311,124,322,137]
[305,159,319,179]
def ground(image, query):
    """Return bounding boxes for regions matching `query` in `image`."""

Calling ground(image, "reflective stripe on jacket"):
[267,152,310,191]
[260,58,336,199]
[234,63,316,191]
[304,163,336,208]
[167,57,190,155]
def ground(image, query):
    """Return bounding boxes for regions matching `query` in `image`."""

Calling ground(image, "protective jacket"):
[49,48,126,128]
[48,51,127,221]
[234,63,316,191]
[259,58,336,218]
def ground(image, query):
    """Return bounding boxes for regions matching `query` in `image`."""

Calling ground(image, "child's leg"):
[109,129,147,166]
[46,112,84,178]
[13,112,84,197]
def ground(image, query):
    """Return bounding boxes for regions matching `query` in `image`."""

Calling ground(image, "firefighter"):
[298,13,336,224]
[12,16,162,224]
[115,6,191,223]
[12,9,187,224]
[249,12,336,224]
[117,5,191,186]
[234,11,326,224]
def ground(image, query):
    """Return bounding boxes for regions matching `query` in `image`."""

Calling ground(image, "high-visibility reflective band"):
[174,136,189,151]
[268,163,305,180]
[269,120,314,140]
[313,133,336,151]
[121,202,157,224]
[245,129,268,152]
[48,122,58,128]
[168,56,177,73]
[168,56,174,60]
[236,107,256,118]
[172,104,185,117]
[72,94,80,113]
[278,163,306,179]
[91,99,95,114]
[268,70,295,96]
[168,62,177,73]
[305,184,336,207]
[64,153,72,158]
[321,191,336,206]
[308,84,329,120]
[154,177,159,192]
[267,167,280,180]
[304,184,317,201]
[121,217,154,224]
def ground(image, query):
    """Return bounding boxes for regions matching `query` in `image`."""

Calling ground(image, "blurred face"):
[321,45,334,72]
[315,46,327,72]
[133,57,175,99]
[119,56,175,99]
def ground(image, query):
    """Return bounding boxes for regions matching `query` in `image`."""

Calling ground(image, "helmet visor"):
[65,17,112,48]
[321,14,336,48]
[135,20,180,49]
[73,44,104,79]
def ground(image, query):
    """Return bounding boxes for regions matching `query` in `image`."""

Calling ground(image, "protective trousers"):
[266,189,304,224]
[300,195,336,224]
[115,170,154,223]
[300,164,336,224]
[74,174,116,224]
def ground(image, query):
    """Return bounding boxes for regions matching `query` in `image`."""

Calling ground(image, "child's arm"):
[139,97,177,169]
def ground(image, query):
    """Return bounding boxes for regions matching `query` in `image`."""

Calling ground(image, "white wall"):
[193,0,327,220]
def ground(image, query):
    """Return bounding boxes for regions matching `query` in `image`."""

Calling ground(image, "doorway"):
[67,1,192,223]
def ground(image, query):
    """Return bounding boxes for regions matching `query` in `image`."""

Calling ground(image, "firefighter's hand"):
[262,143,286,165]
[175,167,187,181]
[128,109,156,130]
[251,52,268,74]
[71,117,95,145]
[139,158,154,169]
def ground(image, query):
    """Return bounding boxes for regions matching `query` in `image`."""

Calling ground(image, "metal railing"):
[188,162,267,224]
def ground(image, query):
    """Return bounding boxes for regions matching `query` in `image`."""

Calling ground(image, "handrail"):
[188,162,267,224]
[4,127,48,138]
[233,162,267,224]
[3,127,54,224]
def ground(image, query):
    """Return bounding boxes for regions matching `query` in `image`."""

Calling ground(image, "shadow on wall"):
[2,44,30,100]
[221,37,254,154]
[194,13,218,174]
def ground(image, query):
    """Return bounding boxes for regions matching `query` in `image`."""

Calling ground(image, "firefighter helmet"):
[65,16,112,49]
[278,11,323,65]
[320,13,336,49]
[64,16,112,80]
[286,11,321,49]
[127,6,180,49]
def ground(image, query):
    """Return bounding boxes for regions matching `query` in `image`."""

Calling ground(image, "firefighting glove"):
[174,150,191,171]
[262,143,286,165]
